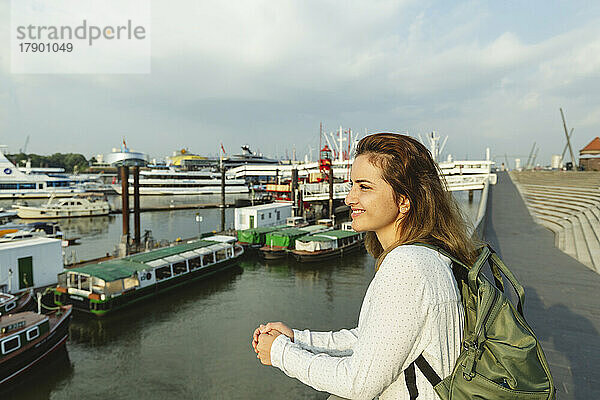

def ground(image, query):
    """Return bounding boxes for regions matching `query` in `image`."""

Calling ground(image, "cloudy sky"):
[1,0,599,167]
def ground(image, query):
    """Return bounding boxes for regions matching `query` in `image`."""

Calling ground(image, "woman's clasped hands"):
[251,322,294,366]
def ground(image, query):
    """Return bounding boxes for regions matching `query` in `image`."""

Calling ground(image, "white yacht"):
[0,151,82,199]
[113,167,250,196]
[14,196,110,219]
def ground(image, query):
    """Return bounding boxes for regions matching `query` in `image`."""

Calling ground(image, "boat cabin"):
[286,216,307,227]
[295,229,364,252]
[0,312,48,357]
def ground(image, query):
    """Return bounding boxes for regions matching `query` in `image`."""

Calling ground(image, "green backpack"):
[406,243,556,400]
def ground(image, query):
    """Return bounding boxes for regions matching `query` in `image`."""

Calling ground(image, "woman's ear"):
[398,196,410,216]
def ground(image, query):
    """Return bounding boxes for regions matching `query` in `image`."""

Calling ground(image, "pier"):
[484,172,600,399]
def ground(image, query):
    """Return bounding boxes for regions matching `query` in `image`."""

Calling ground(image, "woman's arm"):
[269,256,431,400]
[292,328,359,356]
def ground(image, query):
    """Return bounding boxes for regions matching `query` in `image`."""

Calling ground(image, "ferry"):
[291,223,365,262]
[112,167,250,196]
[0,305,72,385]
[53,237,243,317]
[14,196,110,219]
[0,152,82,199]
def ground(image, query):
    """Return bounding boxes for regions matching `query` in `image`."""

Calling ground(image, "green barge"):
[53,236,243,317]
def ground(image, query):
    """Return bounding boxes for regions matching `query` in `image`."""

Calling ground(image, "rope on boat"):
[40,302,61,311]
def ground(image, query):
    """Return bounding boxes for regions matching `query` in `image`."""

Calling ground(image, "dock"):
[483,172,600,399]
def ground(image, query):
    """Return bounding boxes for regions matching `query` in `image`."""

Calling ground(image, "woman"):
[251,133,477,399]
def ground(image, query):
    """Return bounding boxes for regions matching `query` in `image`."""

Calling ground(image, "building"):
[0,238,64,294]
[580,137,600,171]
[234,203,292,230]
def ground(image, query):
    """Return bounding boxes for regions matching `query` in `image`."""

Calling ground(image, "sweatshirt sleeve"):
[270,254,431,400]
[292,328,359,356]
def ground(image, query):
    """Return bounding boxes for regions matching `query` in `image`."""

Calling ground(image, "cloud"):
[0,0,599,165]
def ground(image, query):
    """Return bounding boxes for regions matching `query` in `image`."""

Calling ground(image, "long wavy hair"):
[355,133,478,267]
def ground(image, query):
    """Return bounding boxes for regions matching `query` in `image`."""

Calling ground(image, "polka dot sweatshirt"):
[270,245,464,400]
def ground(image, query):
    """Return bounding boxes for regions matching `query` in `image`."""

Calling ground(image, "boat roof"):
[68,240,231,281]
[241,225,287,234]
[297,230,360,242]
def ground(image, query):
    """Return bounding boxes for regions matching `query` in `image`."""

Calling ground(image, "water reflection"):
[0,348,73,400]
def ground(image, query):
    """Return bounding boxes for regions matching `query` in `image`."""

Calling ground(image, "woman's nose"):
[345,185,357,206]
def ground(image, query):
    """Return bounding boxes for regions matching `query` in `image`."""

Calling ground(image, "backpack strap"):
[404,361,419,399]
[404,355,442,398]
[468,246,525,316]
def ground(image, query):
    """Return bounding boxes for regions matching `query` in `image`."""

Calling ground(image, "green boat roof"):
[240,225,287,235]
[297,230,361,242]
[68,240,223,282]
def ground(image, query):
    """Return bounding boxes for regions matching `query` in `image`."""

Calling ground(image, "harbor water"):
[2,191,481,400]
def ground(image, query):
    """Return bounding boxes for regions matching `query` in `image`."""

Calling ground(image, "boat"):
[53,236,244,316]
[0,151,83,199]
[259,224,333,260]
[0,305,72,385]
[112,167,250,196]
[0,291,34,315]
[237,224,288,252]
[14,196,110,219]
[291,224,365,262]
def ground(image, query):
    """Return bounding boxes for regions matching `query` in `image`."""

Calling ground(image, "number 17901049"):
[19,42,73,52]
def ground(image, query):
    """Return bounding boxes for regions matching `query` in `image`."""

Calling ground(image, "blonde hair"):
[355,133,478,267]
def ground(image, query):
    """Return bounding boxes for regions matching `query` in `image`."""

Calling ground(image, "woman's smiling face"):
[345,155,404,244]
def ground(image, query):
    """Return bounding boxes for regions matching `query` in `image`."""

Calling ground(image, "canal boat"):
[14,196,110,219]
[0,291,34,315]
[53,238,244,317]
[259,224,332,260]
[237,224,287,252]
[291,228,365,262]
[0,305,72,386]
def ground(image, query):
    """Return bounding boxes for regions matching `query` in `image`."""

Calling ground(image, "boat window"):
[155,266,172,281]
[57,273,67,288]
[79,275,90,290]
[68,274,78,288]
[261,214,264,220]
[92,277,105,293]
[189,257,201,270]
[1,335,20,355]
[104,280,124,295]
[26,326,40,341]
[269,212,272,218]
[216,249,228,261]
[5,301,16,312]
[202,253,214,266]
[123,276,140,290]
[172,261,187,275]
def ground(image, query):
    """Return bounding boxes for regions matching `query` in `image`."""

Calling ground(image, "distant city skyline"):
[1,1,599,167]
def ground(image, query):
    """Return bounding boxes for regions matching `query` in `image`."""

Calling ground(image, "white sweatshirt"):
[270,245,464,400]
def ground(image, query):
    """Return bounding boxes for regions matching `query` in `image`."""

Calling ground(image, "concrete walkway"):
[483,172,600,399]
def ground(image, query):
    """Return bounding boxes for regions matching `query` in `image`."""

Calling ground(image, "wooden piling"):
[220,167,226,231]
[120,166,130,240]
[133,166,140,248]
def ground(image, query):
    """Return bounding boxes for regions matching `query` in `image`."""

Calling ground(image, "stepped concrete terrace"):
[484,172,600,399]
[509,171,600,273]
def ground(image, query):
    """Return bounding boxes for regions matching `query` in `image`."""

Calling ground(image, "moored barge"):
[53,237,243,317]
[291,228,365,262]
[259,224,332,260]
